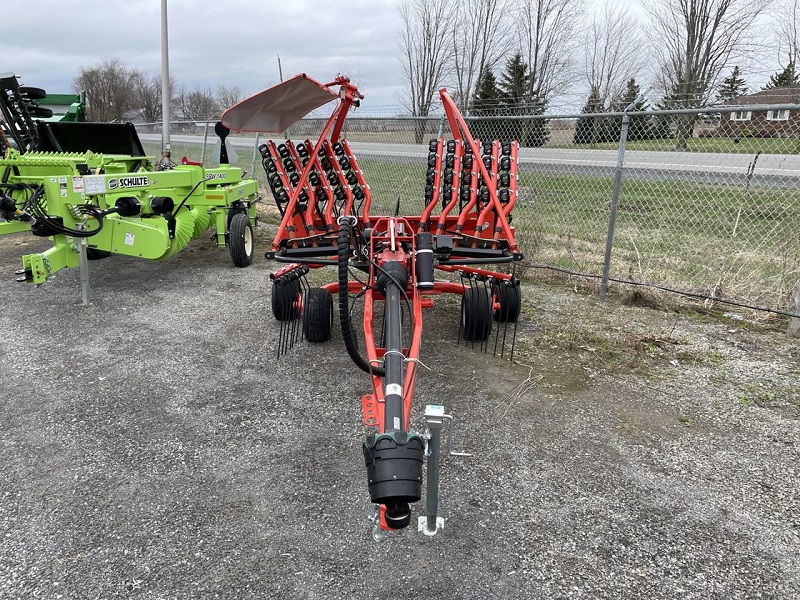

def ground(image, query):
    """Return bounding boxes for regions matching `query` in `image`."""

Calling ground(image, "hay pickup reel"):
[0,72,260,303]
[222,74,523,537]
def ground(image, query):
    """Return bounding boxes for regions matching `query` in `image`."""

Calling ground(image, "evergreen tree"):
[498,52,549,147]
[573,86,604,144]
[471,68,502,114]
[616,78,646,111]
[615,78,653,141]
[470,68,503,141]
[498,53,530,112]
[764,62,800,89]
[716,66,748,102]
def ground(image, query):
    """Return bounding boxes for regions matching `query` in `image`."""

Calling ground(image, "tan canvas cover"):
[221,73,339,133]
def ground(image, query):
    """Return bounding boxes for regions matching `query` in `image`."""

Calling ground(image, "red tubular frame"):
[266,79,521,421]
[439,91,519,254]
[260,76,521,530]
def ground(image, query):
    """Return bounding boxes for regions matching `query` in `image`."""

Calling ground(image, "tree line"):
[74,0,800,149]
[400,0,800,147]
[73,58,243,123]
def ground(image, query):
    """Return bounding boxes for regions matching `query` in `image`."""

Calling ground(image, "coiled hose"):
[338,218,385,377]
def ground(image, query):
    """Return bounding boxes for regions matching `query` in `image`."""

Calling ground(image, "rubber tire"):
[86,248,112,260]
[19,86,46,100]
[271,279,300,321]
[493,282,522,323]
[461,287,492,342]
[29,105,53,118]
[303,288,333,343]
[227,206,245,229]
[229,212,254,267]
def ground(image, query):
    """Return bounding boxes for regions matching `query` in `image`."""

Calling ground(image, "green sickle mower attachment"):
[0,73,260,301]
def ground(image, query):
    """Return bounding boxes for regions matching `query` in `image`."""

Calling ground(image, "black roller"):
[415,232,434,290]
[150,196,174,214]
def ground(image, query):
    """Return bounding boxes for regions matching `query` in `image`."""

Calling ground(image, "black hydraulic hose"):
[338,218,385,377]
[171,178,206,217]
[20,183,103,237]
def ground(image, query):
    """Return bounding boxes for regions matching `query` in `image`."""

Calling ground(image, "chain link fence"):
[140,105,800,321]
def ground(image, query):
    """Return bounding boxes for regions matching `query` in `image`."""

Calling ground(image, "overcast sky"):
[4,0,783,117]
[5,0,406,115]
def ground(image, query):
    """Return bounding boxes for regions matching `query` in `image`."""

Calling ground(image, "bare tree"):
[132,71,176,123]
[217,85,243,111]
[642,0,773,150]
[515,0,586,107]
[583,4,645,110]
[451,0,512,111]
[399,0,454,141]
[774,0,800,68]
[73,58,137,122]
[176,86,220,122]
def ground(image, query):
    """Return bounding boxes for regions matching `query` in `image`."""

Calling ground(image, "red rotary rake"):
[222,74,523,536]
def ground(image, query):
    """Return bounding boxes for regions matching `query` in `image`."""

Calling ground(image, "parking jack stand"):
[419,405,445,536]
[419,405,473,536]
[77,232,91,306]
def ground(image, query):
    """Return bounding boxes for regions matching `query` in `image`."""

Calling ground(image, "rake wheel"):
[461,287,492,341]
[303,287,333,342]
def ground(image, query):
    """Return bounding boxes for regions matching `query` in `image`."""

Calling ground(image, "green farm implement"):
[0,72,260,300]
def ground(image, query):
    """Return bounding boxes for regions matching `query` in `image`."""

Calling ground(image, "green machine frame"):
[1,73,261,301]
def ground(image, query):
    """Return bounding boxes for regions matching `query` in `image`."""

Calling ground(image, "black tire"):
[229,212,254,267]
[86,248,112,260]
[271,279,300,321]
[303,287,333,343]
[461,287,492,342]
[493,282,522,323]
[30,105,53,118]
[227,206,245,229]
[19,86,46,100]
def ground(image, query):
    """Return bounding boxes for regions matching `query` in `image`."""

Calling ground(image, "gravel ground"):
[1,226,798,600]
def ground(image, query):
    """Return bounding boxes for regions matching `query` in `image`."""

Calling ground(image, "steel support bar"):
[419,404,445,536]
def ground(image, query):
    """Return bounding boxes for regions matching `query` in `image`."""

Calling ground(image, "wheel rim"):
[243,224,253,255]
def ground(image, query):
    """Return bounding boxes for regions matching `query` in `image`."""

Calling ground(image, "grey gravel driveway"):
[1,229,798,599]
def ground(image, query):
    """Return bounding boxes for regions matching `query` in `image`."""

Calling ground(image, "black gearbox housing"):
[363,431,424,506]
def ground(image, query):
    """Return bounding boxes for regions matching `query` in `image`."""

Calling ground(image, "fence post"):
[788,281,800,338]
[599,110,631,301]
[201,120,210,165]
[250,132,260,178]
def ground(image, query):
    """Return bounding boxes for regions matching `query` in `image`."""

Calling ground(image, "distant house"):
[720,87,800,138]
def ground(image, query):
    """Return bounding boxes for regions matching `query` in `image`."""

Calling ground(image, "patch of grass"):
[146,138,799,317]
[707,351,726,365]
[675,349,725,367]
[739,383,780,407]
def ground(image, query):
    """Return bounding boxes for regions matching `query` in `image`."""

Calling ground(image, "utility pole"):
[160,0,172,166]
